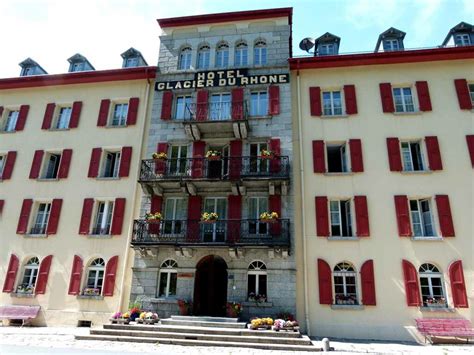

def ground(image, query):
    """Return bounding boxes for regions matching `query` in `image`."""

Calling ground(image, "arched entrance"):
[193,255,228,316]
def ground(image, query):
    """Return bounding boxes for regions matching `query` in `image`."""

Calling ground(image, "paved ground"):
[0,326,472,354]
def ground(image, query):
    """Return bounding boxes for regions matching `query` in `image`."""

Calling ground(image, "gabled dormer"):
[121,47,148,68]
[375,27,406,52]
[314,32,340,56]
[442,22,474,47]
[67,53,95,73]
[19,58,47,76]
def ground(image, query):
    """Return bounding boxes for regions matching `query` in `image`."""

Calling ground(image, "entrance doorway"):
[193,255,228,316]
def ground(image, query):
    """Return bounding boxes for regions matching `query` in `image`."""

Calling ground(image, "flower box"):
[273,325,300,332]
[82,288,100,296]
[110,318,130,325]
[152,152,167,160]
[273,319,299,332]
[207,155,221,161]
[248,324,271,330]
[260,218,277,223]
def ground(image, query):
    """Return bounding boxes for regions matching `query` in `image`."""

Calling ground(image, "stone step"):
[160,318,247,328]
[103,323,301,338]
[170,315,238,323]
[90,328,312,345]
[76,334,320,352]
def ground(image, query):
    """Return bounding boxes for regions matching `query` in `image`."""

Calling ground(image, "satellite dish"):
[299,37,315,53]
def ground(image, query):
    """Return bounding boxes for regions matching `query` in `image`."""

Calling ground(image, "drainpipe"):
[296,60,311,336]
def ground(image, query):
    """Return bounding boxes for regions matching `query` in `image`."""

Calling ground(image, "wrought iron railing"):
[139,156,290,181]
[184,101,248,121]
[131,219,290,247]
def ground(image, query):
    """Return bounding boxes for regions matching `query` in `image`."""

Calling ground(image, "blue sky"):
[0,0,472,77]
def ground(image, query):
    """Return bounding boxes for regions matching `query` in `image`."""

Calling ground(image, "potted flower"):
[16,284,34,294]
[129,305,141,321]
[137,311,159,324]
[259,211,279,223]
[260,149,274,159]
[177,299,192,315]
[226,302,243,318]
[145,212,162,222]
[111,311,131,324]
[249,317,273,330]
[152,152,168,160]
[201,212,218,224]
[206,150,221,161]
[273,319,299,332]
[83,287,100,296]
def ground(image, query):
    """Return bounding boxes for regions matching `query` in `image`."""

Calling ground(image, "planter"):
[110,318,130,325]
[207,156,221,161]
[200,220,217,224]
[260,218,277,223]
[259,155,274,160]
[248,324,271,330]
[273,326,300,332]
[136,318,159,325]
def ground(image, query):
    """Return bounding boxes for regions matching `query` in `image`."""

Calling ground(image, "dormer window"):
[19,58,47,77]
[315,33,340,56]
[22,67,33,76]
[121,47,148,68]
[67,54,94,73]
[441,22,473,47]
[375,27,405,53]
[383,39,400,51]
[319,44,336,56]
[71,62,85,72]
[125,57,139,68]
[455,34,471,46]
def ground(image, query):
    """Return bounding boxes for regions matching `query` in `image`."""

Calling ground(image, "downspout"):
[296,60,311,336]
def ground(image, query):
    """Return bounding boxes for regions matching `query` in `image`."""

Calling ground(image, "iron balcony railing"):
[131,219,290,247]
[183,101,248,121]
[139,156,290,181]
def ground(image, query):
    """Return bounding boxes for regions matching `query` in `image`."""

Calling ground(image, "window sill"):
[149,297,178,304]
[400,170,433,175]
[87,234,112,239]
[36,178,59,182]
[411,236,443,241]
[249,115,272,120]
[48,128,71,132]
[77,295,104,300]
[24,234,48,238]
[331,304,365,310]
[321,114,350,119]
[392,111,422,116]
[11,293,35,298]
[242,301,273,308]
[96,177,120,181]
[420,306,455,313]
[328,236,359,241]
[0,130,17,134]
[324,172,354,176]
[104,125,128,129]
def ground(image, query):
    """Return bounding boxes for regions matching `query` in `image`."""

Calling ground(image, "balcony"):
[131,219,290,248]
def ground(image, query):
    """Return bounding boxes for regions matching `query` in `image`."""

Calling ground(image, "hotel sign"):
[155,69,289,91]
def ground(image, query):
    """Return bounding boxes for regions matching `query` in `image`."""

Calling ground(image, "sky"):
[0,0,472,78]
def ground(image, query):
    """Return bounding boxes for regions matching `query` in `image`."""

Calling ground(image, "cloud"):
[344,0,399,29]
[409,0,442,46]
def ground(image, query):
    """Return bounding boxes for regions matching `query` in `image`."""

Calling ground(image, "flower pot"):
[207,156,221,161]
[200,220,217,224]
[260,155,274,160]
[130,312,140,321]
[260,218,277,223]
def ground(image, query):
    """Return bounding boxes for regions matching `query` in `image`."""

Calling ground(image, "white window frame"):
[168,145,188,175]
[71,62,85,72]
[419,263,447,307]
[322,90,343,116]
[4,110,19,132]
[455,34,471,46]
[333,262,358,305]
[409,198,436,237]
[110,102,128,127]
[175,95,193,120]
[384,39,399,51]
[247,261,267,299]
[235,42,248,67]
[215,43,230,68]
[400,140,426,172]
[158,259,178,298]
[93,200,114,235]
[209,92,231,120]
[329,199,353,237]
[20,257,40,290]
[249,142,269,174]
[393,87,415,113]
[125,57,139,68]
[31,202,51,235]
[250,91,268,117]
[163,197,185,235]
[319,43,336,56]
[86,258,105,293]
[0,154,5,176]
[179,47,192,70]
[55,106,72,130]
[42,152,61,179]
[468,83,474,105]
[101,150,121,178]
[197,45,210,69]
[326,142,349,173]
[254,40,267,66]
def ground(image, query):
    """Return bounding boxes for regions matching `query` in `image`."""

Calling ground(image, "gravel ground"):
[0,326,472,354]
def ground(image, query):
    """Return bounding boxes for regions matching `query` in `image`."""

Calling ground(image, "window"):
[92,201,114,235]
[326,143,348,173]
[3,110,19,132]
[333,262,358,305]
[168,145,188,175]
[125,57,139,68]
[158,259,177,297]
[31,203,51,234]
[455,34,471,46]
[42,153,61,179]
[86,258,105,294]
[71,62,85,72]
[248,197,269,235]
[19,257,40,293]
[319,43,336,56]
[410,199,435,237]
[383,39,399,51]
[401,141,425,171]
[163,198,185,235]
[248,261,267,301]
[0,155,5,176]
[330,200,352,237]
[102,151,121,178]
[175,95,193,120]
[197,45,210,69]
[469,83,474,105]
[216,43,229,68]
[22,67,33,76]
[419,263,447,307]
[249,142,269,174]
[322,91,342,116]
[111,103,128,126]
[209,93,231,120]
[393,87,415,112]
[178,47,192,70]
[55,107,72,129]
[235,42,248,67]
[202,197,227,242]
[254,40,267,65]
[250,91,268,117]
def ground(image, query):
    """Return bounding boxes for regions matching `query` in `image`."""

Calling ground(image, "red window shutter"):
[354,196,370,237]
[349,139,364,172]
[269,138,281,173]
[394,195,412,237]
[41,103,56,130]
[228,195,242,243]
[0,106,3,117]
[2,254,19,293]
[312,140,325,173]
[15,105,30,131]
[454,79,472,110]
[155,143,169,174]
[386,138,402,171]
[344,85,358,114]
[127,97,139,125]
[161,91,173,120]
[449,260,469,308]
[79,198,94,235]
[360,260,376,305]
[68,255,83,295]
[379,83,394,113]
[196,90,209,121]
[187,196,202,242]
[29,150,44,179]
[402,260,421,306]
[46,199,63,235]
[87,148,102,178]
[151,195,163,213]
[103,255,119,297]
[97,99,110,126]
[35,255,53,295]
[425,136,443,171]
[309,87,322,116]
[119,146,132,178]
[58,149,73,179]
[69,101,83,128]
[317,259,332,305]
[269,195,282,235]
[229,140,243,180]
[0,200,4,214]
[435,195,455,237]
[17,199,33,234]
[110,198,126,235]
[315,196,329,237]
[415,81,432,111]
[466,135,474,168]
[1,151,17,180]
[231,88,244,120]
[191,141,206,178]
[268,85,280,115]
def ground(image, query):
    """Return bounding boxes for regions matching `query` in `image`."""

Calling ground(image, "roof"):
[442,21,474,46]
[375,27,406,51]
[121,47,148,65]
[0,66,157,90]
[315,32,340,45]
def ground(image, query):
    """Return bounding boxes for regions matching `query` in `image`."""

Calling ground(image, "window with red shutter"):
[161,91,173,120]
[360,260,376,305]
[79,198,94,235]
[315,196,329,237]
[454,79,472,110]
[41,103,56,130]
[435,195,455,237]
[228,195,242,243]
[425,136,443,171]
[97,99,111,126]
[149,195,163,235]
[379,83,394,113]
[29,150,44,179]
[268,85,280,115]
[394,195,412,237]
[449,260,468,308]
[196,90,209,121]
[87,148,102,178]
[35,255,53,294]
[269,195,282,235]
[309,87,322,116]
[17,199,33,234]
[2,254,19,293]
[312,140,325,173]
[187,196,202,242]
[68,255,83,295]
[110,198,126,235]
[386,138,402,171]
[69,101,82,128]
[354,196,370,237]
[119,147,132,178]
[46,199,62,235]
[103,256,119,297]
[415,81,432,111]
[15,105,30,131]
[317,259,333,304]
[155,143,169,175]
[466,135,474,168]
[349,139,364,172]
[269,138,281,173]
[191,141,206,178]
[229,140,242,180]
[402,260,421,306]
[344,85,358,114]
[127,97,139,125]
[1,151,17,180]
[58,149,73,179]
[231,88,244,120]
